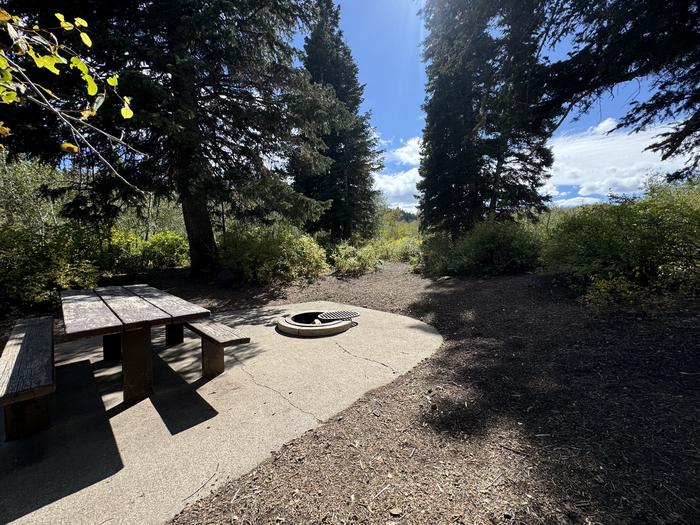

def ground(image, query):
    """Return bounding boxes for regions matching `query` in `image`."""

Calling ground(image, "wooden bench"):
[0,317,55,441]
[185,320,250,377]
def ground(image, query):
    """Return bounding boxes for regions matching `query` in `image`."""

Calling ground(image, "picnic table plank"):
[61,289,123,339]
[124,284,210,323]
[0,317,55,404]
[95,286,171,329]
[186,320,250,345]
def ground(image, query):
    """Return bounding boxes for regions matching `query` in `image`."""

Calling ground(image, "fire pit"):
[276,310,357,337]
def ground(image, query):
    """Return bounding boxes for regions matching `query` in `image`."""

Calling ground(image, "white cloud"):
[550,120,689,197]
[386,137,422,166]
[371,128,393,148]
[374,167,420,212]
[553,196,603,207]
[594,117,617,134]
[540,180,563,197]
[374,119,691,211]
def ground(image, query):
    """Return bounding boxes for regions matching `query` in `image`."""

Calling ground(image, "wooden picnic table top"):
[60,285,210,340]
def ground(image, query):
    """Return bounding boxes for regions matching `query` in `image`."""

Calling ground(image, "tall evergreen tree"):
[291,0,382,241]
[478,0,555,220]
[419,0,554,236]
[4,0,337,273]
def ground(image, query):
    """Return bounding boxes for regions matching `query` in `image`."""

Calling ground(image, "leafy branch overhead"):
[0,8,139,189]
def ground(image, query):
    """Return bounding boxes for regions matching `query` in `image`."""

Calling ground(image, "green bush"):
[332,242,382,276]
[106,228,145,274]
[370,207,422,265]
[219,223,329,283]
[143,230,189,269]
[542,180,700,307]
[372,236,422,263]
[420,220,541,275]
[0,224,100,307]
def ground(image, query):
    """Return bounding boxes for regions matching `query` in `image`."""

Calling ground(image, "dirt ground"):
[155,263,699,525]
[3,263,698,524]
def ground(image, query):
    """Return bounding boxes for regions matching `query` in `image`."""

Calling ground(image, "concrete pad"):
[0,301,442,524]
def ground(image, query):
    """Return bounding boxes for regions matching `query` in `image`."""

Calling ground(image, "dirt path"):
[163,263,699,525]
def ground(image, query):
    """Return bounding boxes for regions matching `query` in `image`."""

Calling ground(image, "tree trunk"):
[179,181,217,275]
[167,7,217,275]
[489,151,505,220]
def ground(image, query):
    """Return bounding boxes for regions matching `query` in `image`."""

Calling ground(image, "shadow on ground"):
[408,274,700,523]
[0,360,123,523]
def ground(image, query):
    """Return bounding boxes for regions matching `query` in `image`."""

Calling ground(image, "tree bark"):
[180,181,217,275]
[167,4,217,275]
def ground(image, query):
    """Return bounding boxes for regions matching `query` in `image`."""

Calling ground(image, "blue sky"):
[306,1,689,212]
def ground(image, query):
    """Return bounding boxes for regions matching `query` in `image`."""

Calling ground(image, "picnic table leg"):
[165,323,184,346]
[202,339,225,377]
[121,327,153,404]
[103,334,122,361]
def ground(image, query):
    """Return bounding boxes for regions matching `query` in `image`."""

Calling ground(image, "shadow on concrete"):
[0,360,123,523]
[149,352,218,434]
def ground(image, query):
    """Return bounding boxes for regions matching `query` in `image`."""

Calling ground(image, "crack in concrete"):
[232,355,323,422]
[334,342,398,374]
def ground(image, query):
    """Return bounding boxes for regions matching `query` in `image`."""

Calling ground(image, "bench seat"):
[185,320,250,377]
[0,317,55,440]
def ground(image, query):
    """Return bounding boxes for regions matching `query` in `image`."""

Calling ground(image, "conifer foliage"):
[419,0,555,237]
[291,0,383,242]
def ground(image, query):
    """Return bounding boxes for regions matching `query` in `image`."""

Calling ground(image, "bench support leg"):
[103,334,122,361]
[202,339,225,377]
[3,396,49,441]
[165,323,184,346]
[121,327,153,404]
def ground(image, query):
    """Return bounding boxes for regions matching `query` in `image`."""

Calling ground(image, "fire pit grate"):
[317,311,360,321]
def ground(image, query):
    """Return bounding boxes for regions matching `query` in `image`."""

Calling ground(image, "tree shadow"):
[407,274,700,522]
[0,360,123,523]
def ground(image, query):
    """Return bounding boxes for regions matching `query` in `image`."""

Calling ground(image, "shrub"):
[106,228,145,274]
[219,223,329,283]
[421,221,541,275]
[542,180,700,306]
[373,236,422,264]
[0,224,100,307]
[332,242,382,276]
[143,230,189,269]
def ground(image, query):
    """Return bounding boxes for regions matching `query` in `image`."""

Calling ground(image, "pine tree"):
[419,0,554,236]
[291,0,383,241]
[4,0,335,273]
[478,0,554,221]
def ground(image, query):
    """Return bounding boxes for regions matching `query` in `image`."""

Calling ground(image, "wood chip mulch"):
[166,264,699,524]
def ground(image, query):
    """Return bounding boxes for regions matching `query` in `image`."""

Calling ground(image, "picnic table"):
[60,285,210,403]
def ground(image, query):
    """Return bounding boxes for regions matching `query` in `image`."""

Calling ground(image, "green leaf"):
[54,12,65,23]
[85,75,98,96]
[74,17,88,28]
[106,74,119,87]
[80,32,92,47]
[1,90,18,103]
[69,56,89,75]
[121,104,134,119]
